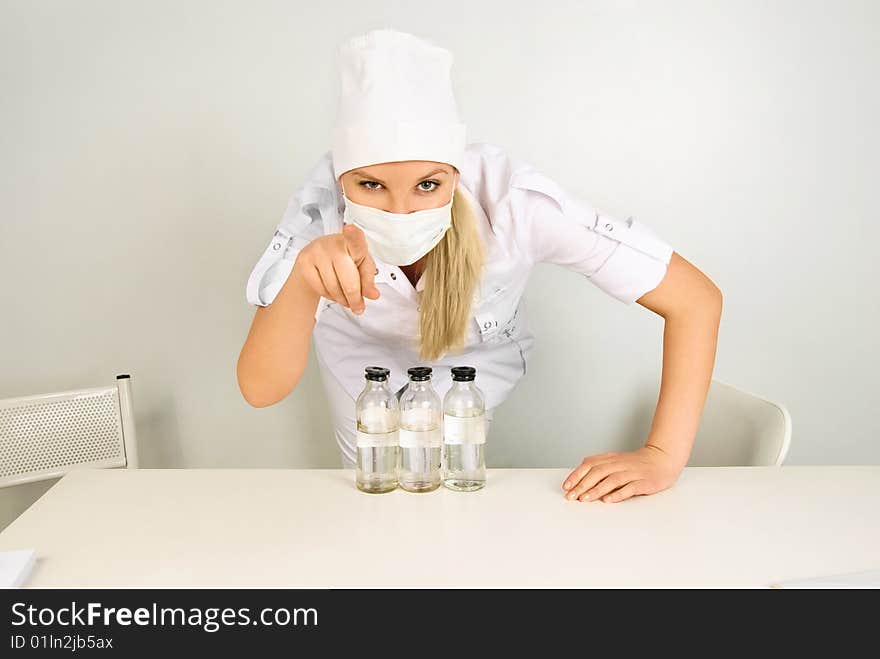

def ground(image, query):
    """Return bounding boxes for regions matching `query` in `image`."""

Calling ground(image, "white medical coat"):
[245,142,673,466]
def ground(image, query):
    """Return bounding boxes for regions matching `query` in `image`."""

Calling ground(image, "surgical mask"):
[340,176,457,266]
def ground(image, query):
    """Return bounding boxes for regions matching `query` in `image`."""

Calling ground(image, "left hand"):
[561,445,684,503]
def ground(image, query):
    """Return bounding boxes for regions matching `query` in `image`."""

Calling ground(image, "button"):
[374,268,379,275]
[272,242,281,250]
[605,223,613,231]
[390,272,397,280]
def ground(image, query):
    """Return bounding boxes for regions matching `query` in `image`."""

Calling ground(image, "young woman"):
[237,28,722,503]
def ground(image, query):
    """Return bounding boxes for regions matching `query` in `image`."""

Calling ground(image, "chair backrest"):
[0,374,138,489]
[687,378,791,467]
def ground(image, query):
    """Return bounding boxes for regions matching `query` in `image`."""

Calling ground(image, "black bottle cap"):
[364,366,390,382]
[407,366,432,381]
[116,374,131,380]
[451,366,476,382]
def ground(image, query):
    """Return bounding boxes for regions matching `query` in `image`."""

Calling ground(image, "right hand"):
[292,224,380,314]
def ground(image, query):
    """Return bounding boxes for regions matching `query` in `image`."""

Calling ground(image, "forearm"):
[644,292,722,467]
[237,265,320,407]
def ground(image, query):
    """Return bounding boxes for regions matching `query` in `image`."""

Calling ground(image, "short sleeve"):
[245,215,325,307]
[245,152,338,310]
[509,166,674,305]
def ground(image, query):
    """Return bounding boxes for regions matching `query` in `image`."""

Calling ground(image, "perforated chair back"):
[0,374,138,488]
[687,379,792,467]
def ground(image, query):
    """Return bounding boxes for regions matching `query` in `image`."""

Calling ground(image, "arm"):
[236,267,321,408]
[237,224,379,408]
[636,250,723,466]
[562,251,723,502]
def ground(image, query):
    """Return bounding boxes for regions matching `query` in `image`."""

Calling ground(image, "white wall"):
[2,1,877,527]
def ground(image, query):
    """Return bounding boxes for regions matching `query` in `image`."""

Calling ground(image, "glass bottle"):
[398,366,442,493]
[442,366,487,491]
[355,366,399,494]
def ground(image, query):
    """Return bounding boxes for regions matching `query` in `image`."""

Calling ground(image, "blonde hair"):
[417,185,485,361]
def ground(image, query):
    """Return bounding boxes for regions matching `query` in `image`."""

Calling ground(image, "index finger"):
[343,224,379,300]
[343,223,369,261]
[332,255,365,314]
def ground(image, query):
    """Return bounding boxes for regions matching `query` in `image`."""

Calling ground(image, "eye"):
[418,180,440,192]
[358,180,382,191]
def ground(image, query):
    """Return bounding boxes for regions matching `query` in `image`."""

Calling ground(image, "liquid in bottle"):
[355,366,399,493]
[399,366,442,493]
[442,366,487,491]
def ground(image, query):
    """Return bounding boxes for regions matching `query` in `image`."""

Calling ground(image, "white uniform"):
[246,142,674,468]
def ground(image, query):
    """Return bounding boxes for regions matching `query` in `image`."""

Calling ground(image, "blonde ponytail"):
[417,187,484,361]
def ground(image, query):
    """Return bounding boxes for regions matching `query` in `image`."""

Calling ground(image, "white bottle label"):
[399,428,442,448]
[356,430,398,449]
[443,414,486,445]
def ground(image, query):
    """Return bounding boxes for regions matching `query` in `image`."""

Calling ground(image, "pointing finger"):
[343,224,379,300]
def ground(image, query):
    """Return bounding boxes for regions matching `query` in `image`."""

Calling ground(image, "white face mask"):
[340,174,457,266]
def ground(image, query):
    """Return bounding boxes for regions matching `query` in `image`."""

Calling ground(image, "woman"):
[237,28,722,503]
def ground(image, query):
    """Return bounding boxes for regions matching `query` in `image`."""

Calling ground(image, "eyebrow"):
[351,168,449,185]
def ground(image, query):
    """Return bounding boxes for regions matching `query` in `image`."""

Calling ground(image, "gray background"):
[2,0,878,528]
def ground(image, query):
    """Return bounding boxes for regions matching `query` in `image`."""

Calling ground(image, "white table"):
[0,467,877,588]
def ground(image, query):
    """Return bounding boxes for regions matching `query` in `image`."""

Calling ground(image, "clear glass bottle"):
[398,366,442,493]
[355,366,399,494]
[442,366,487,491]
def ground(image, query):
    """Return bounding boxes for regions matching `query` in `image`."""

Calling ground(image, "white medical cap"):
[331,28,467,181]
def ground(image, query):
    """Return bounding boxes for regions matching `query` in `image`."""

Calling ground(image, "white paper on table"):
[0,549,36,588]
[769,569,880,589]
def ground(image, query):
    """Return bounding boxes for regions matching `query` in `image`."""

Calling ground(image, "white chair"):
[0,374,139,489]
[687,378,791,467]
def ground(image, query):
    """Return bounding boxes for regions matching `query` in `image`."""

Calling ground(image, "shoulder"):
[457,142,582,241]
[459,142,572,216]
[297,149,339,202]
[458,141,517,198]
[278,150,343,236]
